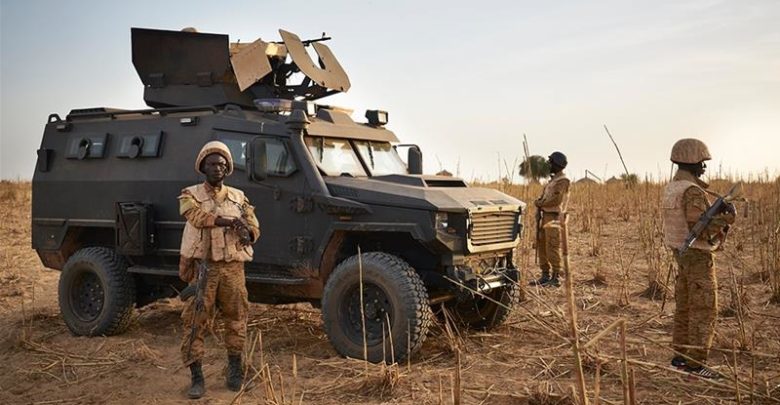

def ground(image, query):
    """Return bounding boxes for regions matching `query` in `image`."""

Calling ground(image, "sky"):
[1,0,779,182]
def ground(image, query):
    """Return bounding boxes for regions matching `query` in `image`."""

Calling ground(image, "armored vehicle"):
[32,28,525,362]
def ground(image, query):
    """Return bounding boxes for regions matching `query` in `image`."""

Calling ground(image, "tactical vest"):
[180,184,254,262]
[541,173,570,214]
[661,180,713,251]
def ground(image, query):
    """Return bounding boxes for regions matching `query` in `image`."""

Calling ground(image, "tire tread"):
[322,252,431,362]
[59,247,136,336]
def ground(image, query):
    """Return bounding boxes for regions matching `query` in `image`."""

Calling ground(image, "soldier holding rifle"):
[662,138,736,379]
[178,141,260,398]
[530,152,571,288]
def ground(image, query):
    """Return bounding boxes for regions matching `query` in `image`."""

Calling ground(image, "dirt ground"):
[1,180,779,404]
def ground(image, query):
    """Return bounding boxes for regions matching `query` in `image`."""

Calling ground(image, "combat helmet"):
[548,151,568,169]
[195,141,234,175]
[670,138,711,164]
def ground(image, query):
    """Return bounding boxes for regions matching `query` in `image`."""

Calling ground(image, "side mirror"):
[247,138,268,181]
[407,145,423,175]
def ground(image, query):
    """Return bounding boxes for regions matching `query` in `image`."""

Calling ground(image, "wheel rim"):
[69,269,105,322]
[342,283,393,346]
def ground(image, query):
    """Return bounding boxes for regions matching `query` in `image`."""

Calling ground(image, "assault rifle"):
[679,183,740,255]
[233,219,252,246]
[534,208,542,264]
[233,204,253,247]
[185,260,208,359]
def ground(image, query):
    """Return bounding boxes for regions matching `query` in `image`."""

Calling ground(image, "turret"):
[131,27,351,108]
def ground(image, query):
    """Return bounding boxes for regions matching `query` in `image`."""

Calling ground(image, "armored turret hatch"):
[131,27,351,108]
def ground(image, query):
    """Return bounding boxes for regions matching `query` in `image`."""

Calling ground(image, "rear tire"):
[322,252,431,363]
[58,247,136,336]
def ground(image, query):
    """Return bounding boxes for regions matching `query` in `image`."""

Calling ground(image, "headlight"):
[435,212,458,235]
[435,212,449,231]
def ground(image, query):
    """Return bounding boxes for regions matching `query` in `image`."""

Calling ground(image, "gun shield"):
[280,29,350,92]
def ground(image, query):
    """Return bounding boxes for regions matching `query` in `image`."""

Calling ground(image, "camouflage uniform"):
[662,170,734,368]
[179,181,260,365]
[535,171,571,280]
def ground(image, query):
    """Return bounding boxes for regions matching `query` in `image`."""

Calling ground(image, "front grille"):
[469,210,518,246]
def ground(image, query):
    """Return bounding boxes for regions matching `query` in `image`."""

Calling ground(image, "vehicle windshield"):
[305,137,367,177]
[354,141,408,176]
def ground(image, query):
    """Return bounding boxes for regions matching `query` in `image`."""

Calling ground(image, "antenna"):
[522,133,533,182]
[584,170,602,182]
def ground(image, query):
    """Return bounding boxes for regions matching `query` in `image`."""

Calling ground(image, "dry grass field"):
[0,179,779,404]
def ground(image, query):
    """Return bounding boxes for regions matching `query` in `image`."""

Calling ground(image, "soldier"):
[530,152,571,288]
[662,138,735,379]
[178,141,260,398]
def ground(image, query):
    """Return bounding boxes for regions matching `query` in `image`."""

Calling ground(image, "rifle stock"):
[186,260,208,360]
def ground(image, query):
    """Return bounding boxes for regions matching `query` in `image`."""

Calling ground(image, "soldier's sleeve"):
[242,197,261,242]
[682,186,708,228]
[538,179,570,209]
[178,190,217,228]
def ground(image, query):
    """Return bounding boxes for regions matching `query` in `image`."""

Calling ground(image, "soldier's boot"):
[187,361,206,399]
[685,365,721,379]
[226,354,243,391]
[671,356,687,369]
[529,270,551,286]
[548,270,561,288]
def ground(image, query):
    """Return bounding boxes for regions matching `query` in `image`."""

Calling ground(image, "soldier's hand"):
[722,202,736,215]
[231,219,252,245]
[229,218,245,229]
[215,216,234,227]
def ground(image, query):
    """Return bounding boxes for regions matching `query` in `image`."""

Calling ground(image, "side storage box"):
[116,202,156,255]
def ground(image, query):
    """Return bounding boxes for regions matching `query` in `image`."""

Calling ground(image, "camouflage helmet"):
[195,141,234,176]
[670,138,711,164]
[548,151,568,169]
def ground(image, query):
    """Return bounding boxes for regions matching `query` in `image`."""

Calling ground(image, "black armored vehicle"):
[32,28,525,362]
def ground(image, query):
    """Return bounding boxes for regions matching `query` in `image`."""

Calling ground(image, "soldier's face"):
[203,154,228,186]
[695,162,707,177]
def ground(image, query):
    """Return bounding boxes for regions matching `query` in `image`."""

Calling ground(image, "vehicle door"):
[216,132,307,280]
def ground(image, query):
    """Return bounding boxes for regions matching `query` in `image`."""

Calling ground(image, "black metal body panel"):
[32,103,526,305]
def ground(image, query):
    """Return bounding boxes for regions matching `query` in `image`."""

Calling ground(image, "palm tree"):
[519,155,550,183]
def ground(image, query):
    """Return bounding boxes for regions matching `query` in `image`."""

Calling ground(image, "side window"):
[264,137,296,176]
[218,136,248,170]
[217,133,296,176]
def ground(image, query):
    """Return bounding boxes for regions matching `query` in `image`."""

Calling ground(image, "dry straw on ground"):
[1,179,779,404]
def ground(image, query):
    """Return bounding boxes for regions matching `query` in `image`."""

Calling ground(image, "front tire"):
[449,282,518,330]
[58,247,136,336]
[322,252,431,363]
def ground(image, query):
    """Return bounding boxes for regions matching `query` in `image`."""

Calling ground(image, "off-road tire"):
[322,252,431,363]
[450,281,519,330]
[58,247,136,336]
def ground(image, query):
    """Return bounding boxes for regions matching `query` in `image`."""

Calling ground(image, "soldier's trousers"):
[181,260,249,366]
[672,249,717,368]
[537,214,563,275]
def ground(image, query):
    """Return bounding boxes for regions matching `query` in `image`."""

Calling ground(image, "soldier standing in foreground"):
[530,152,571,287]
[178,141,260,398]
[662,138,735,379]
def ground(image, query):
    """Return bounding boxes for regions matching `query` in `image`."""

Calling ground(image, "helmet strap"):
[678,162,705,177]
